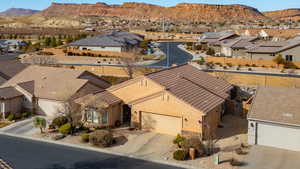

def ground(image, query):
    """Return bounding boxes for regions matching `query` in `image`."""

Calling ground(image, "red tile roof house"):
[0,65,110,119]
[76,64,235,139]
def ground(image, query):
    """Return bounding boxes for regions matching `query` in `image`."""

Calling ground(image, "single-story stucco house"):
[0,65,111,119]
[248,86,300,151]
[247,39,300,61]
[68,32,144,53]
[76,64,235,139]
[199,30,239,54]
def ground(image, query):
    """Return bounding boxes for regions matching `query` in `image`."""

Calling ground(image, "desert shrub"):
[14,113,22,120]
[53,134,65,140]
[89,130,114,147]
[7,113,15,121]
[81,133,90,143]
[173,134,186,147]
[197,57,205,65]
[181,137,205,156]
[21,112,31,118]
[33,117,46,133]
[173,149,188,161]
[226,63,233,67]
[245,64,250,67]
[284,61,298,69]
[223,66,228,69]
[59,123,72,136]
[251,64,257,67]
[248,68,252,71]
[52,116,68,128]
[206,48,215,56]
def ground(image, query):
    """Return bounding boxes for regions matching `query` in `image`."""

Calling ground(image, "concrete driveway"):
[242,145,300,169]
[108,131,175,160]
[0,117,42,135]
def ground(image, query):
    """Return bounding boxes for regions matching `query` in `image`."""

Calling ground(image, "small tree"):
[273,54,285,67]
[33,117,46,133]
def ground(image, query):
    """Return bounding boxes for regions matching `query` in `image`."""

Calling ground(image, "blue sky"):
[0,0,299,12]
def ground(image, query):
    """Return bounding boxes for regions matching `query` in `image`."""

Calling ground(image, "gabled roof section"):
[75,89,122,108]
[0,86,23,99]
[248,86,300,127]
[247,39,300,54]
[1,66,108,101]
[69,32,144,47]
[0,60,27,80]
[146,64,233,114]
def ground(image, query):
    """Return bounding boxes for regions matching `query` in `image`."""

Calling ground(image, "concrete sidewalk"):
[0,116,46,135]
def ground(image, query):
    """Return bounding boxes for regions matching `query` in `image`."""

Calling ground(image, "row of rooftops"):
[0,63,233,116]
[69,31,145,47]
[200,30,300,54]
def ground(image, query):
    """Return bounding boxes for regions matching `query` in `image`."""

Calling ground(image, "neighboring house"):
[76,64,234,139]
[248,86,300,151]
[247,39,300,61]
[199,30,239,54]
[220,36,259,58]
[0,60,27,85]
[69,32,144,53]
[0,40,27,53]
[0,66,111,119]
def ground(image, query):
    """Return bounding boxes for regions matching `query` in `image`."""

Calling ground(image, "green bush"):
[59,123,72,136]
[181,137,205,156]
[22,112,31,118]
[14,113,22,120]
[52,116,68,128]
[7,113,15,121]
[81,133,90,143]
[173,149,188,161]
[89,130,114,147]
[173,134,186,147]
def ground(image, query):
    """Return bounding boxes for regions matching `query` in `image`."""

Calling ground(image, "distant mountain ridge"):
[39,2,267,22]
[264,8,300,20]
[0,8,40,16]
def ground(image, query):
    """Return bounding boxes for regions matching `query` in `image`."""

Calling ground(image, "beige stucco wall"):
[108,102,122,126]
[109,77,164,104]
[37,98,66,117]
[131,91,204,134]
[0,97,22,115]
[202,105,222,139]
[232,49,248,58]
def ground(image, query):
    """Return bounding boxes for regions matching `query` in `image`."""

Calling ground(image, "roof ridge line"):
[145,63,189,76]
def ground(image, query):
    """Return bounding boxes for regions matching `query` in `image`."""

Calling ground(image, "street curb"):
[0,132,200,169]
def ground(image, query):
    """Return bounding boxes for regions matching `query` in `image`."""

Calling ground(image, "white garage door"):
[257,123,300,151]
[141,112,182,136]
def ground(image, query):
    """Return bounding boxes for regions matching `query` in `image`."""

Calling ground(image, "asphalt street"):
[150,42,193,68]
[0,134,185,169]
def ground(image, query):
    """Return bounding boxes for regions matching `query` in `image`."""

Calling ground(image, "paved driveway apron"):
[242,145,300,169]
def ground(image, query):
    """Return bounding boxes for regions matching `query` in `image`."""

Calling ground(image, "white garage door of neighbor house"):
[141,112,182,136]
[257,123,300,151]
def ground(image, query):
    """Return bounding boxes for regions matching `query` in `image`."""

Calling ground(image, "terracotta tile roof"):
[248,86,300,126]
[0,86,23,99]
[146,64,233,113]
